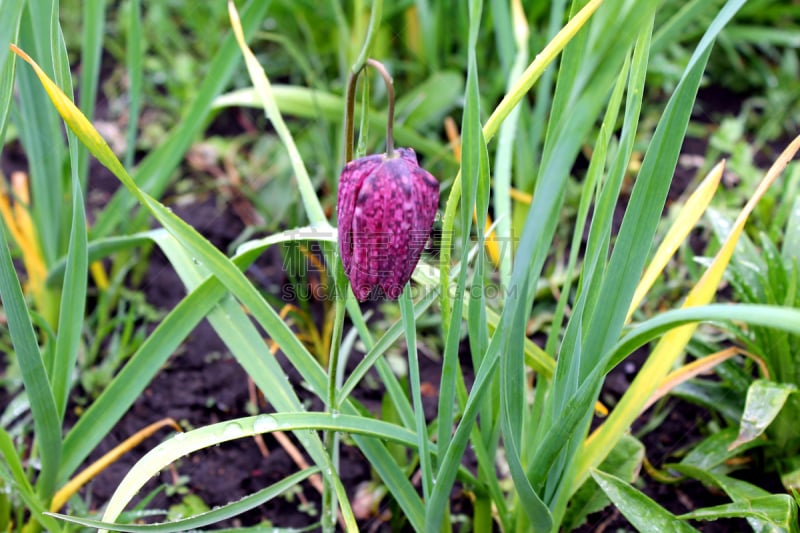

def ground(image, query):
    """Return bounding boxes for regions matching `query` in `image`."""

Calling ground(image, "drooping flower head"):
[338,147,439,301]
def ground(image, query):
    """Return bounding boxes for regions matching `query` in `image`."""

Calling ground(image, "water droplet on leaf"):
[253,414,279,433]
[222,422,245,440]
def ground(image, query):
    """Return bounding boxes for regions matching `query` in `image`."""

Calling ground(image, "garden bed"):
[3,2,800,532]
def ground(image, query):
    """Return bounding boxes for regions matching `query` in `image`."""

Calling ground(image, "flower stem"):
[343,58,396,162]
[330,6,385,531]
[322,261,347,532]
[366,58,395,157]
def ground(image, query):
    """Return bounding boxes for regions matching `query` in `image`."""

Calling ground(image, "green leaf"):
[59,258,222,480]
[672,380,745,423]
[0,0,23,145]
[59,227,328,480]
[14,50,349,528]
[77,0,106,187]
[591,470,699,533]
[679,496,799,533]
[228,5,325,226]
[679,428,762,473]
[96,412,418,531]
[14,4,67,267]
[570,3,749,516]
[51,166,88,421]
[435,0,482,469]
[564,435,644,530]
[783,195,800,264]
[731,380,797,450]
[123,0,142,169]
[428,2,525,531]
[607,304,800,374]
[670,463,771,501]
[399,286,433,501]
[0,0,24,74]
[669,462,797,532]
[167,494,209,523]
[338,287,438,408]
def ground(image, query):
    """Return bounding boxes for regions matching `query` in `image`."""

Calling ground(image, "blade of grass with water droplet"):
[49,467,319,533]
[592,470,699,532]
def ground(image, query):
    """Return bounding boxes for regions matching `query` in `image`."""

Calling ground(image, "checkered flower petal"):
[337,148,439,301]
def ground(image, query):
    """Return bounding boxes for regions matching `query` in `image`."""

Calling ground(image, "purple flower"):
[338,147,439,301]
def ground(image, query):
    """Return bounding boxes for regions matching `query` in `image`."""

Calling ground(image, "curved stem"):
[343,58,396,162]
[366,58,395,157]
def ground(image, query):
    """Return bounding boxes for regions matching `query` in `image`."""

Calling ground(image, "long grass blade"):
[97,233,354,532]
[505,4,658,524]
[49,468,319,533]
[492,0,528,288]
[0,0,24,145]
[59,227,330,480]
[626,161,726,322]
[0,198,61,500]
[97,412,422,533]
[435,0,483,464]
[51,154,88,420]
[399,285,433,501]
[77,0,105,188]
[547,2,746,518]
[50,0,90,423]
[13,12,64,267]
[607,304,800,372]
[124,0,142,169]
[437,0,605,327]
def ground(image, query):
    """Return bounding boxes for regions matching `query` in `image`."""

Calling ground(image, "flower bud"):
[338,147,439,301]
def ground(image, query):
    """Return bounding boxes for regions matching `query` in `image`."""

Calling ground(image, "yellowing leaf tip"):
[9,43,32,64]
